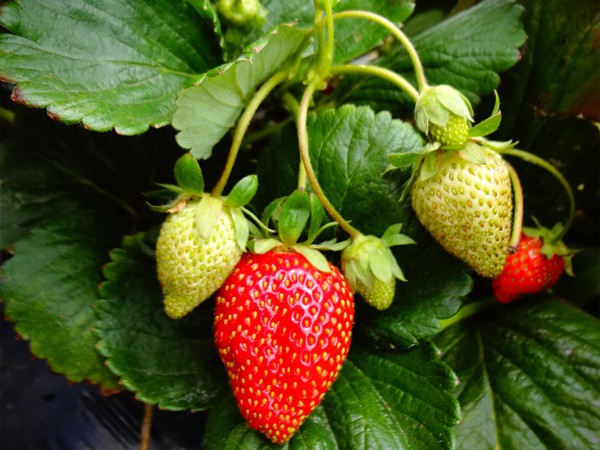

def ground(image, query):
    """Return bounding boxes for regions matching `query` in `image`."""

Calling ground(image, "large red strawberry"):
[492,232,570,303]
[214,249,354,444]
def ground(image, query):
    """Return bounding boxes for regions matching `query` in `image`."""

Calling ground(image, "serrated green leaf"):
[435,297,600,449]
[174,153,204,195]
[0,0,221,134]
[339,0,526,114]
[96,232,225,410]
[225,174,259,208]
[204,342,460,448]
[0,209,122,389]
[173,24,308,159]
[278,190,311,246]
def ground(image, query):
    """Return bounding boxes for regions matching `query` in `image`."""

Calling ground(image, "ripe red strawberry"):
[214,250,354,444]
[492,234,565,303]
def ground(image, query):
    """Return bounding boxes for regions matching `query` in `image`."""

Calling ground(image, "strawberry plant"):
[0,0,598,449]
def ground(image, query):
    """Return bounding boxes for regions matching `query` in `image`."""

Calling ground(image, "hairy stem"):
[499,148,575,244]
[331,10,427,91]
[212,70,289,197]
[505,161,524,251]
[330,64,419,102]
[297,79,360,238]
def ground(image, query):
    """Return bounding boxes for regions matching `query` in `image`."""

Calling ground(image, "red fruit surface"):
[214,250,354,444]
[492,234,565,303]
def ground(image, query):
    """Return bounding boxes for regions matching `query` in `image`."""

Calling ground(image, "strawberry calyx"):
[523,220,577,276]
[341,224,415,310]
[249,188,350,273]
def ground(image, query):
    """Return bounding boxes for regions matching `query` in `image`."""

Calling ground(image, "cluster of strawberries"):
[154,84,572,444]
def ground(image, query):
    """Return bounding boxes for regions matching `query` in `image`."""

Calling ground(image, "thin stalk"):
[297,79,361,239]
[499,148,576,244]
[211,70,289,197]
[313,0,335,78]
[139,403,153,450]
[438,299,497,331]
[330,64,419,102]
[505,161,524,251]
[331,10,427,91]
[283,92,308,189]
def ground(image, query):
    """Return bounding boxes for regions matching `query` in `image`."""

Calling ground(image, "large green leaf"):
[172,24,308,159]
[203,342,460,449]
[337,0,526,114]
[0,208,122,389]
[96,232,226,410]
[435,297,600,450]
[0,107,178,389]
[222,0,415,64]
[0,0,221,134]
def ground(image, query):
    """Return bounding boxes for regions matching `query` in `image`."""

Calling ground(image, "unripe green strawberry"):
[411,148,513,278]
[156,198,243,319]
[214,250,354,444]
[428,113,470,147]
[354,277,396,310]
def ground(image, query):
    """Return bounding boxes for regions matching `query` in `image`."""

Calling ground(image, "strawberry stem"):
[505,161,524,251]
[139,403,153,450]
[313,0,335,79]
[499,148,575,244]
[330,10,427,91]
[330,64,419,102]
[297,79,361,239]
[212,70,289,197]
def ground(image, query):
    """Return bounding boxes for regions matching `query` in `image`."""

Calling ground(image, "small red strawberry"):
[492,225,574,303]
[214,249,354,444]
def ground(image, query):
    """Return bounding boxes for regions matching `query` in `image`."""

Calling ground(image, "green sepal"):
[307,193,326,244]
[195,195,223,240]
[420,151,440,181]
[469,91,502,138]
[311,238,351,252]
[174,153,204,196]
[249,237,281,254]
[278,189,311,247]
[458,142,488,165]
[230,207,250,251]
[145,188,189,213]
[387,152,422,169]
[369,246,393,282]
[224,174,258,208]
[261,196,286,226]
[381,223,416,248]
[292,245,331,273]
[482,139,517,151]
[524,219,578,276]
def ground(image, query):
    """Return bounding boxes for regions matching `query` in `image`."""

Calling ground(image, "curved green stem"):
[505,161,524,251]
[331,10,427,91]
[212,70,289,197]
[330,64,419,103]
[438,299,498,331]
[297,79,361,239]
[498,148,575,244]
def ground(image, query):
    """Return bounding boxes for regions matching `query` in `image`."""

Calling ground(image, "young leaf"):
[224,175,259,208]
[174,153,204,195]
[0,0,222,134]
[278,190,311,247]
[96,232,226,410]
[435,297,600,450]
[173,24,308,159]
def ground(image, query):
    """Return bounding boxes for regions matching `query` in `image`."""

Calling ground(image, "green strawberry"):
[414,84,473,147]
[411,147,513,278]
[214,249,354,444]
[156,197,243,319]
